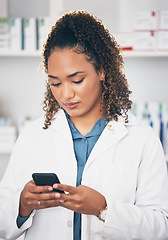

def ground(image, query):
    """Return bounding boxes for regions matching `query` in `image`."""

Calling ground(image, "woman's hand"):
[19,180,63,217]
[53,184,107,216]
[19,181,107,218]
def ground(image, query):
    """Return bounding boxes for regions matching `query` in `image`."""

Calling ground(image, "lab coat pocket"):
[100,163,138,203]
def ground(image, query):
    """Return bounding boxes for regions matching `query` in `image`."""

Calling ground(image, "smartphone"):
[32,173,64,193]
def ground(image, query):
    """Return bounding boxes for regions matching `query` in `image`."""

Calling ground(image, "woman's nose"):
[62,83,75,100]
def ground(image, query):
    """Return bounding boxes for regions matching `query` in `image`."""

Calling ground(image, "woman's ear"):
[99,69,105,81]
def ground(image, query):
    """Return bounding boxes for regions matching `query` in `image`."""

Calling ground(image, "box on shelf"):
[133,11,158,31]
[9,17,49,52]
[159,11,168,30]
[0,36,9,49]
[0,17,9,50]
[0,17,8,32]
[24,18,38,51]
[0,42,8,49]
[133,31,157,50]
[0,117,11,126]
[157,31,168,51]
[132,101,168,158]
[113,32,133,51]
[38,17,50,50]
[9,18,24,51]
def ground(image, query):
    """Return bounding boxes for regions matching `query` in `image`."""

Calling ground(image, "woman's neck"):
[69,111,105,136]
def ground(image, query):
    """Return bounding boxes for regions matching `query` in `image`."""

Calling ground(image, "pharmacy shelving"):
[0,50,42,57]
[0,50,168,58]
[123,51,168,57]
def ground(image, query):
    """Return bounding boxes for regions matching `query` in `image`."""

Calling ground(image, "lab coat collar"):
[51,108,139,125]
[50,109,139,163]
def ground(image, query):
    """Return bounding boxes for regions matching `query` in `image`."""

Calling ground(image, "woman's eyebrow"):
[48,75,58,79]
[48,71,85,79]
[67,71,85,78]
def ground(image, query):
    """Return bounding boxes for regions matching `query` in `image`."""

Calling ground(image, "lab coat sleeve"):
[90,130,168,239]
[0,130,35,240]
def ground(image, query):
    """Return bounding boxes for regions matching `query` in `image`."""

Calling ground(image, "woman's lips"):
[64,102,79,109]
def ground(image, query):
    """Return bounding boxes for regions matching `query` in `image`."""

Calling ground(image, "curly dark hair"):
[42,10,132,129]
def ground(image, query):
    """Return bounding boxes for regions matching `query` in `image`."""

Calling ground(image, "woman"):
[0,11,168,240]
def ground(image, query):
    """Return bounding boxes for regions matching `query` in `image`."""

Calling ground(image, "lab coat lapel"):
[50,110,139,167]
[85,120,129,168]
[50,109,73,147]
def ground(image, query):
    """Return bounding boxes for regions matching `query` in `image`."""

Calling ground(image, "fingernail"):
[55,193,60,198]
[48,187,53,191]
[59,200,64,203]
[53,184,58,188]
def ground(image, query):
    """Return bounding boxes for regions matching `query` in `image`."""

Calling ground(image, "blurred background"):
[0,0,168,183]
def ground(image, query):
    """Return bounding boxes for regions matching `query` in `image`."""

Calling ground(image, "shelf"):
[0,50,168,58]
[0,151,12,154]
[0,50,42,57]
[123,51,168,57]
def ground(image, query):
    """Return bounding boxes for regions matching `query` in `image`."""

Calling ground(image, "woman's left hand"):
[53,184,107,216]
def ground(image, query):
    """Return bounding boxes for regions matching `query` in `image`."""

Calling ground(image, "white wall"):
[8,0,49,17]
[124,57,168,103]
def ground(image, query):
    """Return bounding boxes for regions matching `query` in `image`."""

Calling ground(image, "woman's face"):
[48,48,104,121]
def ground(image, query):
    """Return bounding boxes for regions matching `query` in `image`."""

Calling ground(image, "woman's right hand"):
[19,180,63,217]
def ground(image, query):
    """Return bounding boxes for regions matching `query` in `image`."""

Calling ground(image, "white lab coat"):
[0,109,168,240]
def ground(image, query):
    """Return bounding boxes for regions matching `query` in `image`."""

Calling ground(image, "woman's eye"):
[51,83,61,87]
[73,78,84,84]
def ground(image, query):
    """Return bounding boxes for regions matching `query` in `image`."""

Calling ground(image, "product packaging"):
[157,31,168,50]
[133,31,157,50]
[38,17,50,51]
[9,18,24,50]
[133,11,158,31]
[24,18,38,51]
[159,11,168,30]
[0,17,9,50]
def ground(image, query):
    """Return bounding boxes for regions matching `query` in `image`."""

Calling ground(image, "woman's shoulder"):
[17,116,46,142]
[19,109,64,136]
[123,112,160,142]
[20,116,45,132]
